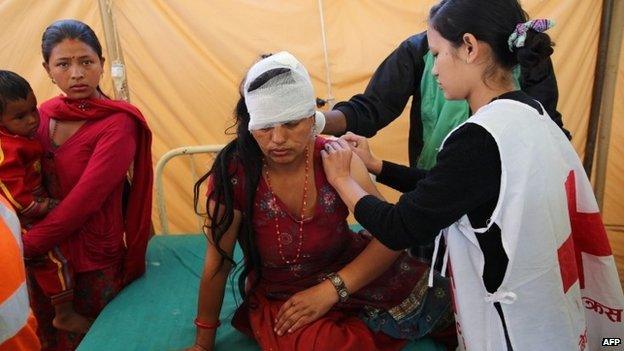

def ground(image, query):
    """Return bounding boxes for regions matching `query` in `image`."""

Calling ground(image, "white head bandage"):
[244,51,325,133]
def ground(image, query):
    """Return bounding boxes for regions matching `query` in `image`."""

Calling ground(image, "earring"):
[51,78,56,84]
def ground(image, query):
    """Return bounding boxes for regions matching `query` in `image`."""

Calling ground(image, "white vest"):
[440,99,624,351]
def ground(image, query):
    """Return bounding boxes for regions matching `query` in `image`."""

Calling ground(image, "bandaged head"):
[244,51,325,133]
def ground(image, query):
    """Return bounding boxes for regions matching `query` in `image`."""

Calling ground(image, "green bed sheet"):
[77,235,445,351]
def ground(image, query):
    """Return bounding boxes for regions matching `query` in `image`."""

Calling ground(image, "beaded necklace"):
[263,146,310,265]
[49,93,103,148]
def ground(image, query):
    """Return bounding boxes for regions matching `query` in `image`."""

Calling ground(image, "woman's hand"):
[182,345,210,351]
[274,280,338,336]
[340,132,382,175]
[182,330,216,351]
[321,138,353,186]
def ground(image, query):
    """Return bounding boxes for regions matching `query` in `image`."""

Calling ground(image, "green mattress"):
[77,234,445,351]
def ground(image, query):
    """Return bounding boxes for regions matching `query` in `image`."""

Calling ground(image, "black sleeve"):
[519,57,572,139]
[376,160,427,193]
[333,33,428,137]
[354,123,501,250]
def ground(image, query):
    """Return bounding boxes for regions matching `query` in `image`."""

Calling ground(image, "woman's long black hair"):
[429,0,554,72]
[193,62,292,299]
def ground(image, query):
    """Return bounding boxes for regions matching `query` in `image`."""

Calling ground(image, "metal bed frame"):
[154,145,224,235]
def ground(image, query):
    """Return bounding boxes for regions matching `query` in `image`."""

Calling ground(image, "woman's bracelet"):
[326,272,350,302]
[194,318,221,330]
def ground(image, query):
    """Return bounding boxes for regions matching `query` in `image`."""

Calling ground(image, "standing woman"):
[22,19,153,350]
[322,0,624,350]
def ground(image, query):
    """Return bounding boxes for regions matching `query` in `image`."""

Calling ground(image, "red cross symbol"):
[558,171,612,291]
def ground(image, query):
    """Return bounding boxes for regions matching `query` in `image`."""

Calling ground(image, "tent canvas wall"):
[0,0,622,277]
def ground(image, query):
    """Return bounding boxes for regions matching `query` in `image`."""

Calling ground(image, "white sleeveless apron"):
[438,99,624,350]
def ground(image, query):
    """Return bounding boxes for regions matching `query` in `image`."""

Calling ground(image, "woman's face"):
[427,27,470,100]
[44,39,104,100]
[251,115,315,165]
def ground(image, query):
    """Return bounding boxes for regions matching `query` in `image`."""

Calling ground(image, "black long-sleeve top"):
[334,32,570,167]
[355,91,543,293]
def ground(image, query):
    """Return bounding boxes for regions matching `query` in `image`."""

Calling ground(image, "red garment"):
[243,292,404,351]
[28,263,123,351]
[23,96,152,285]
[0,129,74,303]
[30,246,74,304]
[0,131,47,219]
[211,137,431,350]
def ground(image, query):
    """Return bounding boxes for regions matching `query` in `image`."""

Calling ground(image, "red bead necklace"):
[263,146,310,265]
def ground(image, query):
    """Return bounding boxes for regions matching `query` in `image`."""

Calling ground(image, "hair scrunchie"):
[507,19,555,52]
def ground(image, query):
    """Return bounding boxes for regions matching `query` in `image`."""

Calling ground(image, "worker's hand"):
[274,279,338,336]
[340,132,382,175]
[321,139,353,186]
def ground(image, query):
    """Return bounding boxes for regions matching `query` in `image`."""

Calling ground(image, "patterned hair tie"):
[507,19,555,52]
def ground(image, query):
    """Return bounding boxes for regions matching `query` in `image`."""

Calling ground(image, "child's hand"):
[46,198,59,211]
[36,197,59,213]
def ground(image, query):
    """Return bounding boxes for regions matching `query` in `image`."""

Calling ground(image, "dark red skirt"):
[232,288,408,351]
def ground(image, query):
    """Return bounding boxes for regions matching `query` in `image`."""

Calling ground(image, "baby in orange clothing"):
[0,70,91,334]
